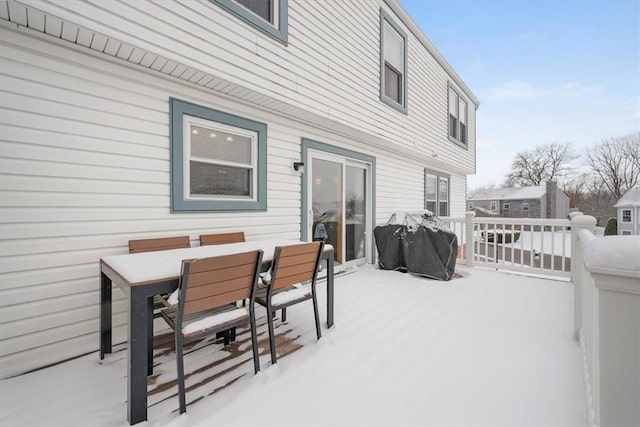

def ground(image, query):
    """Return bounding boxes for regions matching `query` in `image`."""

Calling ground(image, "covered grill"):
[374,210,458,280]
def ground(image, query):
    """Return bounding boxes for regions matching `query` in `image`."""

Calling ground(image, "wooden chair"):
[161,250,263,414]
[128,235,191,254]
[199,232,246,246]
[256,242,324,365]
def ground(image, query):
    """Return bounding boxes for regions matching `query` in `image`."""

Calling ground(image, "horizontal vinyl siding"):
[16,0,476,174]
[0,26,468,378]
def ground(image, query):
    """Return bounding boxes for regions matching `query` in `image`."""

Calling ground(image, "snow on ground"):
[497,230,572,257]
[0,266,586,426]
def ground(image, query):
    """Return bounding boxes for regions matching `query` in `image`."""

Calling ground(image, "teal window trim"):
[170,98,267,212]
[424,169,450,216]
[213,0,288,45]
[300,138,377,261]
[380,9,408,114]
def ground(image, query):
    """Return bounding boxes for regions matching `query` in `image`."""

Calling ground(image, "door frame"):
[301,138,376,264]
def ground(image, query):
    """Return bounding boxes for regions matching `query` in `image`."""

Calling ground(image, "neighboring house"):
[0,1,478,378]
[614,187,640,235]
[468,181,569,219]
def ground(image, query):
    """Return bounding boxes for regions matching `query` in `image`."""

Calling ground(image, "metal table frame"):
[99,245,334,425]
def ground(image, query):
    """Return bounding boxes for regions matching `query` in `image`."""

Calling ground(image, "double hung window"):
[448,85,468,145]
[380,10,407,113]
[622,209,632,223]
[170,98,267,211]
[425,170,449,216]
[213,0,288,44]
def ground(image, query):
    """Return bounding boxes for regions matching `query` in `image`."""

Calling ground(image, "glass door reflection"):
[311,158,343,264]
[345,165,366,262]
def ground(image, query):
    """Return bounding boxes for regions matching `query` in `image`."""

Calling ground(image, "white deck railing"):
[440,213,571,277]
[571,214,640,427]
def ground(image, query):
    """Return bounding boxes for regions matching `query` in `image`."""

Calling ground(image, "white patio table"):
[99,239,335,425]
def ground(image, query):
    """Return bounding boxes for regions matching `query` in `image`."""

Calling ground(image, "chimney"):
[546,181,557,218]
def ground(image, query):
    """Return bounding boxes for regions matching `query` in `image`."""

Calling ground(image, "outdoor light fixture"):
[293,161,305,173]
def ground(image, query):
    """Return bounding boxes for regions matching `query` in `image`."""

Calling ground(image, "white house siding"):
[0,24,469,377]
[16,0,477,175]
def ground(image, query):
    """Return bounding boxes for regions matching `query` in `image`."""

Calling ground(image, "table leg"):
[100,273,112,359]
[326,251,334,328]
[128,287,149,424]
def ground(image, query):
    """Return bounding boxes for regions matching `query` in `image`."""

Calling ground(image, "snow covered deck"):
[0,266,586,426]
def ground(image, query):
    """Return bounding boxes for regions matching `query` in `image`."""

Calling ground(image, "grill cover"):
[374,211,458,280]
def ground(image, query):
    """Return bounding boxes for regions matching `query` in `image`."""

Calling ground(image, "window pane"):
[449,88,457,116]
[190,161,251,197]
[426,201,436,213]
[439,177,448,201]
[425,174,437,200]
[190,124,252,165]
[383,21,404,71]
[449,114,457,139]
[384,63,401,103]
[236,0,271,22]
[439,202,448,216]
[460,100,467,125]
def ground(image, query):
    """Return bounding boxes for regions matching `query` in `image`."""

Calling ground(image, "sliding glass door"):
[308,151,371,266]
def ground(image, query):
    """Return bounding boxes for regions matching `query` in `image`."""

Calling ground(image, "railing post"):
[570,213,596,340]
[584,236,640,427]
[465,211,475,267]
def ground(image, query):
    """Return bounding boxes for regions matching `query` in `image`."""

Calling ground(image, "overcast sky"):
[400,0,640,190]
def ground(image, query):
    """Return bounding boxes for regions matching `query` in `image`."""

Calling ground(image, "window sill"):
[380,94,408,114]
[448,136,469,150]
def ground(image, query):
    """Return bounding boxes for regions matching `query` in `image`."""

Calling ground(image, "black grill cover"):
[374,213,458,280]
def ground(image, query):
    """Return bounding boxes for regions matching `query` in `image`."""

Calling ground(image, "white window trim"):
[235,0,279,27]
[490,201,497,212]
[523,202,529,211]
[622,230,632,235]
[622,209,632,223]
[183,115,258,202]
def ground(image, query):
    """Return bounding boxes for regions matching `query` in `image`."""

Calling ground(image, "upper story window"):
[170,98,267,212]
[622,209,632,223]
[523,202,529,211]
[425,170,449,216]
[213,0,288,44]
[490,201,497,212]
[380,10,407,114]
[468,202,474,210]
[448,85,468,146]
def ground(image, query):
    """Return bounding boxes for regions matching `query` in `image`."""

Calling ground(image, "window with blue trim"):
[170,98,267,212]
[213,0,288,44]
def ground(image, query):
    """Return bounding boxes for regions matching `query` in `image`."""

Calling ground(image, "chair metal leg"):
[281,307,287,322]
[312,294,322,340]
[267,307,277,364]
[229,327,236,342]
[176,335,187,414]
[249,316,260,373]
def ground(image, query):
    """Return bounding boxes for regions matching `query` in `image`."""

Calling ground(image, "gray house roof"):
[468,185,546,201]
[614,187,640,208]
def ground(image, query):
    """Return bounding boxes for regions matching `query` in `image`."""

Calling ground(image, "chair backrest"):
[199,232,246,246]
[129,236,191,254]
[270,242,324,291]
[179,250,263,317]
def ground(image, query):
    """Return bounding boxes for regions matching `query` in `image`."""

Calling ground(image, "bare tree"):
[585,133,640,199]
[562,174,587,209]
[504,142,577,187]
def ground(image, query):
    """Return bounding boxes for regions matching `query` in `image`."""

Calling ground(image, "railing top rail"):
[474,217,571,226]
